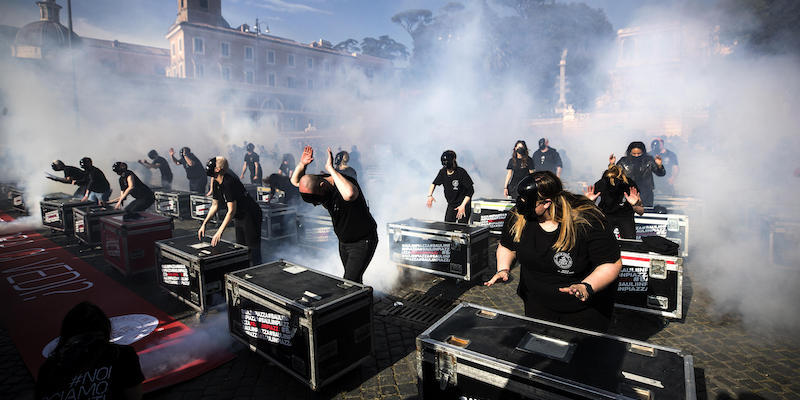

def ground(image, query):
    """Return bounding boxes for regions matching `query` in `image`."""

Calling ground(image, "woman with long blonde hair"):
[485,171,622,332]
[584,155,645,239]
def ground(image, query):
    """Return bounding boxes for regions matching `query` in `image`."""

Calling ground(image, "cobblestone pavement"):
[2,204,799,400]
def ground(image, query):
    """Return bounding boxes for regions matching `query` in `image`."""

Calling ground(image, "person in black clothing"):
[426,150,475,223]
[264,173,300,205]
[291,146,378,283]
[650,137,680,195]
[614,141,665,207]
[138,150,173,189]
[48,160,87,198]
[36,301,144,400]
[584,163,644,239]
[532,138,563,177]
[169,146,206,194]
[504,140,534,198]
[79,157,112,205]
[239,143,262,184]
[485,172,622,332]
[278,153,295,176]
[111,162,155,215]
[334,150,357,179]
[198,156,263,265]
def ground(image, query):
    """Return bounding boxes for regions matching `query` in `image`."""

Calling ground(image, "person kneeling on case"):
[290,146,378,284]
[198,156,263,265]
[485,172,622,333]
[111,162,155,217]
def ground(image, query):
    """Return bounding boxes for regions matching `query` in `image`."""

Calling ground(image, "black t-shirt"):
[432,167,474,206]
[85,166,110,193]
[500,209,620,313]
[152,156,173,181]
[268,174,299,205]
[63,166,86,186]
[338,166,357,180]
[179,153,206,180]
[532,148,563,174]
[244,152,262,180]
[656,149,678,178]
[320,174,377,243]
[593,177,638,216]
[36,342,144,400]
[212,172,259,219]
[506,157,533,195]
[119,170,153,200]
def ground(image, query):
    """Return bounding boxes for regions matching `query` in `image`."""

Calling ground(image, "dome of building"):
[13,0,80,55]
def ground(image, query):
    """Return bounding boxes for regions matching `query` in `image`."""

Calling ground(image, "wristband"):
[497,268,510,274]
[579,282,594,297]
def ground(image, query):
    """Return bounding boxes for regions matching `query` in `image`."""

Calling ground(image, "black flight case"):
[296,210,336,249]
[634,212,690,258]
[257,202,298,242]
[386,218,489,281]
[189,194,227,223]
[40,197,95,234]
[154,190,192,219]
[470,198,516,236]
[73,205,125,245]
[225,260,373,391]
[615,239,685,319]
[417,302,696,400]
[156,235,250,312]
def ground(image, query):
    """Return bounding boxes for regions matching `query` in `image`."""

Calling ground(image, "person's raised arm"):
[169,148,180,164]
[291,146,313,187]
[324,147,358,201]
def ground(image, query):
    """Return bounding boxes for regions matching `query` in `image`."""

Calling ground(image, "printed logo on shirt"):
[452,180,459,189]
[553,252,574,274]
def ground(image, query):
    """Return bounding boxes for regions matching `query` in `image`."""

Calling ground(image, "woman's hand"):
[503,188,509,197]
[484,269,510,287]
[559,283,589,302]
[624,186,641,205]
[455,204,467,220]
[114,200,122,210]
[197,224,206,241]
[654,155,663,167]
[609,153,616,165]
[583,185,599,201]
[211,230,223,246]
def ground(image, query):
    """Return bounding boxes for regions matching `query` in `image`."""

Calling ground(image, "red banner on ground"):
[0,212,234,392]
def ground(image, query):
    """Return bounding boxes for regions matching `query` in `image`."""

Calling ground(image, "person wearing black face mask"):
[111,162,155,215]
[504,140,534,198]
[532,138,563,177]
[650,137,679,195]
[614,141,665,207]
[198,157,263,265]
[290,146,378,283]
[138,150,173,190]
[169,146,207,194]
[48,160,87,198]
[426,150,475,223]
[484,172,622,332]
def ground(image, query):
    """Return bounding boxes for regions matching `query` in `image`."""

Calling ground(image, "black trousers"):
[606,212,636,239]
[338,233,378,284]
[124,195,154,214]
[640,187,655,208]
[524,300,612,333]
[235,206,263,266]
[188,177,207,194]
[444,203,471,224]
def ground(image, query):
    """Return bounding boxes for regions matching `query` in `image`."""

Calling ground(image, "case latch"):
[435,350,457,390]
[229,281,240,306]
[474,204,482,214]
[649,259,667,279]
[391,229,403,243]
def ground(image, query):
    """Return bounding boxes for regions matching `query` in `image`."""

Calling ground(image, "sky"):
[0,0,672,51]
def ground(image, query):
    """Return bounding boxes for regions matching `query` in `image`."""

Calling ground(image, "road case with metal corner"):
[615,239,685,319]
[257,186,285,203]
[40,197,95,234]
[387,218,489,281]
[154,190,192,219]
[653,195,703,216]
[156,235,250,312]
[296,211,336,248]
[417,302,696,400]
[632,213,690,258]
[100,212,173,276]
[768,218,800,268]
[73,205,125,245]
[470,198,516,236]
[257,202,297,242]
[189,194,227,223]
[11,190,70,214]
[242,183,260,200]
[225,260,373,391]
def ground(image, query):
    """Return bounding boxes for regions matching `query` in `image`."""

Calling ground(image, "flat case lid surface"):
[474,197,515,205]
[155,190,194,196]
[101,212,172,228]
[426,305,686,398]
[159,235,245,258]
[78,206,125,217]
[389,218,486,235]
[231,261,364,308]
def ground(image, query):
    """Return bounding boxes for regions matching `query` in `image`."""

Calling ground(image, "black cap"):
[205,157,217,177]
[334,151,347,167]
[112,162,127,175]
[246,143,255,152]
[440,150,456,168]
[79,157,92,169]
[538,138,546,147]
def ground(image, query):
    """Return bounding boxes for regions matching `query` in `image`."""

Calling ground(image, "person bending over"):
[111,162,155,215]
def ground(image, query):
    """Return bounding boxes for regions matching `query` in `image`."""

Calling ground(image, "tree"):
[360,35,409,60]
[718,0,800,55]
[391,9,433,37]
[334,38,361,54]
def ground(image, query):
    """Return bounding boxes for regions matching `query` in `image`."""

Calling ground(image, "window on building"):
[221,42,230,57]
[307,79,313,90]
[245,46,253,61]
[307,57,313,69]
[323,61,331,72]
[267,50,275,64]
[287,77,297,88]
[245,70,254,84]
[222,66,231,81]
[195,63,204,78]
[268,72,276,87]
[193,37,204,54]
[171,43,175,56]
[288,54,295,67]
[179,38,183,52]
